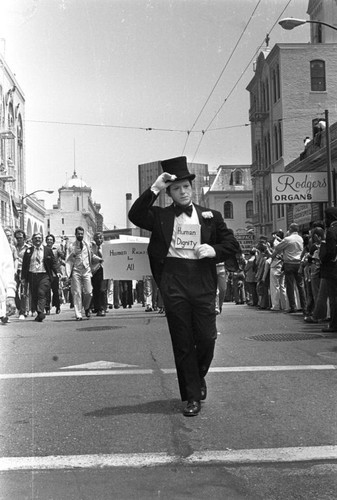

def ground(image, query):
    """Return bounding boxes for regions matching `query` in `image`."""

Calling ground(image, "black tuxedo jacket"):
[22,245,60,281]
[128,187,241,286]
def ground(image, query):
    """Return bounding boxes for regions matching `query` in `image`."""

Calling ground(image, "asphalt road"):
[0,302,337,499]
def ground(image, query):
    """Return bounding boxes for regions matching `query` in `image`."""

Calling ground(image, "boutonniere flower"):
[202,211,213,219]
[27,249,31,254]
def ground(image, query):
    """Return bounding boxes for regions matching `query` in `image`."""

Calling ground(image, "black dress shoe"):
[35,312,45,322]
[183,401,201,417]
[56,308,61,314]
[45,309,50,315]
[322,327,337,333]
[200,378,207,400]
[85,309,91,319]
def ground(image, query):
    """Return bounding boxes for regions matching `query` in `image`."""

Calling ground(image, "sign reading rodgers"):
[102,236,151,280]
[271,172,328,204]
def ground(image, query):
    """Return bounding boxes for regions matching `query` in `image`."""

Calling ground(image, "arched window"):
[224,201,233,219]
[310,60,326,91]
[234,170,243,185]
[246,201,253,219]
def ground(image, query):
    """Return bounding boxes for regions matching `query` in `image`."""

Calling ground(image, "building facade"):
[247,0,337,235]
[0,53,25,229]
[45,171,103,244]
[203,164,254,252]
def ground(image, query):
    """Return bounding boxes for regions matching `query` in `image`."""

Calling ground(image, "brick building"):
[247,0,337,236]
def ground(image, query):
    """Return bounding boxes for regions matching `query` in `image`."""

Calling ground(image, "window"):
[224,201,233,219]
[62,218,64,224]
[310,60,326,91]
[278,122,283,157]
[274,125,279,160]
[77,197,80,211]
[234,170,243,185]
[246,201,253,219]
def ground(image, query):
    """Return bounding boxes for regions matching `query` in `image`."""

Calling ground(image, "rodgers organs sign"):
[271,172,328,204]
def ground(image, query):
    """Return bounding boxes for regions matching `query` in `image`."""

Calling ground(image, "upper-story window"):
[224,201,233,219]
[310,60,326,91]
[246,201,253,219]
[234,170,243,185]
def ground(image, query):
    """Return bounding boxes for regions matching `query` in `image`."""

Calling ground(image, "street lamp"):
[21,189,54,231]
[279,18,337,31]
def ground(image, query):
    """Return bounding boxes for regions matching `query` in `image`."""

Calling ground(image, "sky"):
[0,0,309,228]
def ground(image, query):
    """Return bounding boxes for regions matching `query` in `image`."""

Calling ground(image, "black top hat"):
[161,156,195,182]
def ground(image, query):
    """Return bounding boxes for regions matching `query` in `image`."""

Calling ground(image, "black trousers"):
[28,272,51,314]
[160,258,217,402]
[46,276,60,310]
[91,267,107,312]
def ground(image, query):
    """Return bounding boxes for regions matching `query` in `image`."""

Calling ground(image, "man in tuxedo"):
[129,156,241,417]
[21,232,60,322]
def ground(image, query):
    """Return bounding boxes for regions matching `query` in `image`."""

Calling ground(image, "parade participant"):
[0,225,16,324]
[21,232,60,322]
[90,231,107,316]
[66,226,98,321]
[14,229,31,319]
[45,234,63,314]
[128,156,241,417]
[319,207,337,333]
[272,223,307,315]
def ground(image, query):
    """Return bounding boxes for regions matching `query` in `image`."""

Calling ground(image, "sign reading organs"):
[102,241,151,279]
[271,172,328,204]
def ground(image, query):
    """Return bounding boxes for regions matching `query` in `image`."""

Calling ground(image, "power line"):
[182,0,263,155]
[189,0,294,161]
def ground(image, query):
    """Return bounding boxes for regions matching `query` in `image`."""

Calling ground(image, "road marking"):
[163,365,337,374]
[60,361,139,370]
[0,369,153,379]
[0,365,336,380]
[1,446,337,471]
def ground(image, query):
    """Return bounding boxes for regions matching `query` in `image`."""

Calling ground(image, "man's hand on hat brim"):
[151,173,177,193]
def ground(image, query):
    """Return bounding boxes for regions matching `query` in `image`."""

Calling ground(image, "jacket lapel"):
[160,205,176,249]
[195,205,211,243]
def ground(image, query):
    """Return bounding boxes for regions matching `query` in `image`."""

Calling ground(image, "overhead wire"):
[189,0,294,162]
[182,0,263,156]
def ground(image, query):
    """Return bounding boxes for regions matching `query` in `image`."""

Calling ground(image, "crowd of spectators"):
[220,207,337,334]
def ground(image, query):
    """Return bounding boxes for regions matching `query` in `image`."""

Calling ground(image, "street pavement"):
[0,301,337,499]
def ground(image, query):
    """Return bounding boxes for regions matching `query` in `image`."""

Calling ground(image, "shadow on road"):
[84,398,182,417]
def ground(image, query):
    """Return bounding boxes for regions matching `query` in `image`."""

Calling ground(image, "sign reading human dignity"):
[102,242,151,280]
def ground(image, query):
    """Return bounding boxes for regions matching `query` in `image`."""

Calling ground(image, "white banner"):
[102,241,151,280]
[271,172,328,204]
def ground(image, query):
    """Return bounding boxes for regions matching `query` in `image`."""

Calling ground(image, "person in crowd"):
[66,226,99,321]
[21,232,61,322]
[319,207,337,333]
[271,223,307,315]
[215,262,227,314]
[143,275,154,312]
[304,227,329,324]
[128,155,240,417]
[0,225,16,324]
[90,231,107,316]
[255,241,270,310]
[45,234,64,315]
[244,249,258,306]
[269,230,288,312]
[14,229,31,319]
[119,280,133,309]
[232,255,246,305]
[4,227,18,270]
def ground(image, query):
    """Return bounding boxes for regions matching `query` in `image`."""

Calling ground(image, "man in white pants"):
[66,226,99,321]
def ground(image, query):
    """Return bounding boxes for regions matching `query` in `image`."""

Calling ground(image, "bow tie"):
[174,204,193,217]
